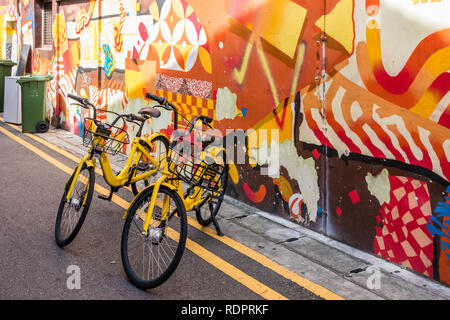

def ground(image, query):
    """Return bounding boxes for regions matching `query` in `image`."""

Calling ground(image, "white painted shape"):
[362,123,394,159]
[289,193,303,217]
[147,21,161,44]
[172,19,185,44]
[444,139,450,163]
[251,140,321,223]
[199,26,207,46]
[337,0,367,87]
[379,0,450,76]
[215,87,239,121]
[159,21,172,43]
[332,95,372,156]
[365,168,391,206]
[298,108,322,146]
[372,109,423,162]
[350,101,363,122]
[324,119,349,158]
[429,90,450,123]
[372,105,409,162]
[184,46,198,72]
[161,47,184,71]
[160,0,171,21]
[184,18,199,46]
[418,126,445,179]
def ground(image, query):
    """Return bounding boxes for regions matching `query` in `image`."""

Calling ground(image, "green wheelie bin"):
[17,74,53,133]
[0,59,17,113]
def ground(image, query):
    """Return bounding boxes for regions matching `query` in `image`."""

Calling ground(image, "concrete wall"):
[3,0,449,284]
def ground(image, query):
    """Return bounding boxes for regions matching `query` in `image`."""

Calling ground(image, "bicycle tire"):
[121,185,187,289]
[55,164,95,247]
[131,135,169,196]
[195,150,229,226]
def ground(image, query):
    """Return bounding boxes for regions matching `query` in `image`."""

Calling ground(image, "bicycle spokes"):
[122,186,187,288]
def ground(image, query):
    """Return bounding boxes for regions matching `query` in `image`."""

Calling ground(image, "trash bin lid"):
[16,74,53,84]
[0,59,17,66]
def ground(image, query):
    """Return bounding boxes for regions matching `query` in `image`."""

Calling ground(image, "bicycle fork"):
[142,177,170,236]
[65,156,95,204]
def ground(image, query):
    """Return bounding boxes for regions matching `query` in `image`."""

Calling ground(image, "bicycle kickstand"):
[98,186,118,201]
[211,214,224,237]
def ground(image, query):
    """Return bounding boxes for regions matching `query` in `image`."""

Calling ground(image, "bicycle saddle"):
[138,107,161,118]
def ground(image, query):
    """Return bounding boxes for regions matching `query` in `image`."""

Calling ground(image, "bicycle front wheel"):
[55,164,95,247]
[121,185,187,289]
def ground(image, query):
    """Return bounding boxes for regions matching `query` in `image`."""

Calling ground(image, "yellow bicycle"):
[55,93,169,247]
[120,93,228,289]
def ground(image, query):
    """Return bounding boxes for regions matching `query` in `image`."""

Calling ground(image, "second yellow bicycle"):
[120,93,229,289]
[54,93,169,247]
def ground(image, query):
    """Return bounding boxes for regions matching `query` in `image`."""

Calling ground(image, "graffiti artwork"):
[6,0,449,284]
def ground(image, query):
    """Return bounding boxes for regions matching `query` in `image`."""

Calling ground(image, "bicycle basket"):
[167,140,225,192]
[82,117,130,155]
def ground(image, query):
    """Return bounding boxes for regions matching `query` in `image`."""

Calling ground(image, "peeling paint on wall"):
[249,139,320,223]
[365,168,391,205]
[215,87,239,121]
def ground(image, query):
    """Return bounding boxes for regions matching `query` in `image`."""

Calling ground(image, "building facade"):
[1,0,449,284]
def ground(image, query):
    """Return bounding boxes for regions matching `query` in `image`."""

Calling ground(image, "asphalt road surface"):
[0,119,325,301]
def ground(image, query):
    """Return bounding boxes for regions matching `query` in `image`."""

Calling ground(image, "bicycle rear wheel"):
[55,164,95,247]
[121,185,187,289]
[195,151,228,226]
[131,135,169,196]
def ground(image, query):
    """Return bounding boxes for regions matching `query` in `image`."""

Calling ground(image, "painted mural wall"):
[0,0,19,66]
[4,0,449,284]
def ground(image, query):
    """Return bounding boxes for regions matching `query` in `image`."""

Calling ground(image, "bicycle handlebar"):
[68,93,148,129]
[145,92,180,129]
[68,93,97,120]
[67,93,87,105]
[70,92,213,139]
[146,93,166,105]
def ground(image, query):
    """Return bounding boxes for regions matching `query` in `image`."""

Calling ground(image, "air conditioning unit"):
[3,76,21,124]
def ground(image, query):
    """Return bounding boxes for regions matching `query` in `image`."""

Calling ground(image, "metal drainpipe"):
[322,0,329,229]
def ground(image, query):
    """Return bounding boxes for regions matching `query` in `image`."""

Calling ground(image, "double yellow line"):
[0,119,344,300]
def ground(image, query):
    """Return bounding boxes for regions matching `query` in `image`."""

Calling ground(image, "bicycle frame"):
[65,133,168,203]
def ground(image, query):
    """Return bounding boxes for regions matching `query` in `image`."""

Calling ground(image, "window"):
[43,2,52,46]
[35,0,52,48]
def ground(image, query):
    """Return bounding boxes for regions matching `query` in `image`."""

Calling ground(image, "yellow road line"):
[0,123,287,300]
[3,121,80,162]
[0,118,128,191]
[187,216,344,300]
[167,229,286,300]
[0,124,129,209]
